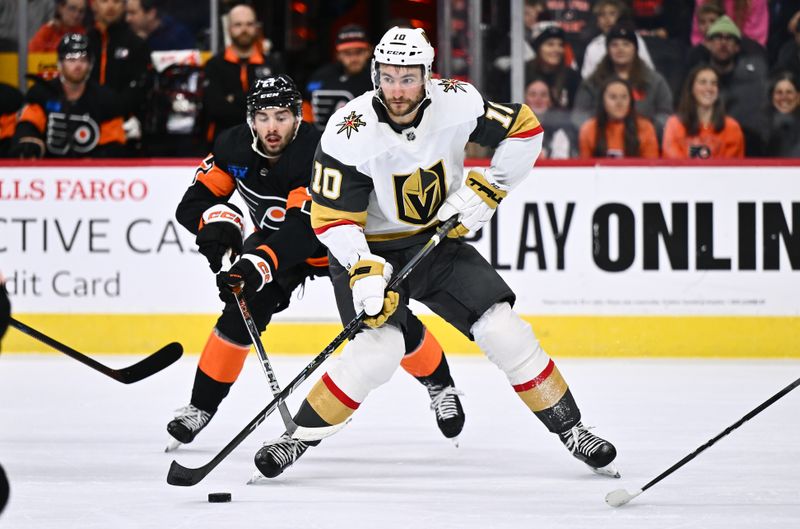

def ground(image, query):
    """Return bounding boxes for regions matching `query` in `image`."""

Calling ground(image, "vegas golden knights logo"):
[393,160,446,225]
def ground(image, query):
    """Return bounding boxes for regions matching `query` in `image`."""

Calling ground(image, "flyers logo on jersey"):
[393,159,446,225]
[46,112,100,155]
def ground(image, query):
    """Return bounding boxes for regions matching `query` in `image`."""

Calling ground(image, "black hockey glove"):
[196,203,245,273]
[216,247,277,302]
[8,140,43,159]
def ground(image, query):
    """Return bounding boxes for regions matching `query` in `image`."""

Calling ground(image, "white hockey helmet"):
[371,26,435,100]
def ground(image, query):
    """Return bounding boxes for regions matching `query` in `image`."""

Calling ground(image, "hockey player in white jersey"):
[252,26,619,480]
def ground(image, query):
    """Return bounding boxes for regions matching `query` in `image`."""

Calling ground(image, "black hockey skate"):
[558,421,620,478]
[253,434,311,479]
[427,385,465,445]
[165,404,214,452]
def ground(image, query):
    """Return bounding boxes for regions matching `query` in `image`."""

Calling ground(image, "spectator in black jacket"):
[203,3,283,143]
[126,0,196,51]
[305,24,373,130]
[87,0,150,142]
[705,15,769,156]
[766,71,800,157]
[10,34,127,159]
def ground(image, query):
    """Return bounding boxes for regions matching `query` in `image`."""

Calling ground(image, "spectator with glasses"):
[29,0,87,52]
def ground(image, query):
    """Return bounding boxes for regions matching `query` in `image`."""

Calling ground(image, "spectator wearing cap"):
[29,0,87,53]
[542,0,595,62]
[684,3,766,77]
[573,23,673,137]
[662,65,745,159]
[304,24,373,130]
[524,24,581,110]
[581,0,654,80]
[203,3,284,143]
[705,15,769,156]
[126,0,195,51]
[691,0,768,48]
[10,33,126,159]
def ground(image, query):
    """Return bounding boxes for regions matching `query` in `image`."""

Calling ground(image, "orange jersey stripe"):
[18,104,47,133]
[286,186,311,210]
[196,163,236,197]
[256,244,279,270]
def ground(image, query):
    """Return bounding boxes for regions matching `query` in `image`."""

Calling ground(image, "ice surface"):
[1,354,798,528]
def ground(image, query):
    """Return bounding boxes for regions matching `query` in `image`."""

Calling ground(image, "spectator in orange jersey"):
[579,77,659,158]
[662,65,744,159]
[10,34,126,159]
[0,83,23,157]
[28,0,87,52]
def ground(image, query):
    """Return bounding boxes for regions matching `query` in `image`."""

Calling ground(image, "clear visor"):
[373,64,426,90]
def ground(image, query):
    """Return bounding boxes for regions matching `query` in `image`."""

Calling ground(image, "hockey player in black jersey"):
[253,28,619,481]
[304,24,373,130]
[167,75,465,451]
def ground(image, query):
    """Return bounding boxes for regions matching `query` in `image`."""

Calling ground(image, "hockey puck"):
[208,492,232,503]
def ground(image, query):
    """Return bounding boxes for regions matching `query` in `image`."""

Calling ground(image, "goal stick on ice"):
[606,376,800,507]
[9,317,183,384]
[166,215,459,486]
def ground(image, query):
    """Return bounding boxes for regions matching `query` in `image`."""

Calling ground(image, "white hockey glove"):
[122,116,142,141]
[436,170,508,237]
[349,254,399,328]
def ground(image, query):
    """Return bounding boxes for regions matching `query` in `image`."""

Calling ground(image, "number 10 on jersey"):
[312,161,343,200]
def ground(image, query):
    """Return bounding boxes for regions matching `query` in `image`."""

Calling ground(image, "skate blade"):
[449,436,460,448]
[164,438,182,453]
[590,462,621,479]
[247,471,265,485]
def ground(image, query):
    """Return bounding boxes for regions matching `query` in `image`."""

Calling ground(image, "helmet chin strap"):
[250,116,301,159]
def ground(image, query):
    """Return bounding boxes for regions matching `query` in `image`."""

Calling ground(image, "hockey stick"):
[167,216,458,486]
[9,317,183,384]
[606,375,800,507]
[233,289,347,442]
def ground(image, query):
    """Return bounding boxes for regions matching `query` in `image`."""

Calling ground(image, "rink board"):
[2,161,799,357]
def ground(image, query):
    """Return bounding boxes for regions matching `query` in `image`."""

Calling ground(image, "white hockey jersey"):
[310,78,542,250]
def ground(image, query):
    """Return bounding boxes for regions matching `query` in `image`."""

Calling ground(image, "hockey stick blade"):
[605,376,800,507]
[166,216,459,486]
[9,318,183,384]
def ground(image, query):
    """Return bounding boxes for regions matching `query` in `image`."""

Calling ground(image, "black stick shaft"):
[641,376,800,492]
[234,292,296,429]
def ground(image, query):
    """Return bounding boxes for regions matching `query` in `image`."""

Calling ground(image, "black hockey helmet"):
[57,33,91,61]
[246,75,303,127]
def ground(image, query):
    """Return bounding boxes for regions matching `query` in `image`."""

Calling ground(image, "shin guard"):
[190,329,250,413]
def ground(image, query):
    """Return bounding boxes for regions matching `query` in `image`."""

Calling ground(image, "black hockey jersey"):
[304,62,372,130]
[176,121,328,270]
[13,78,127,157]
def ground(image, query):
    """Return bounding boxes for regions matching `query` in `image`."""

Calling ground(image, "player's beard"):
[260,132,291,157]
[385,91,425,119]
[232,31,256,51]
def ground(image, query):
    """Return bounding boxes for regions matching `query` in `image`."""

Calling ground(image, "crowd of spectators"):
[0,0,798,160]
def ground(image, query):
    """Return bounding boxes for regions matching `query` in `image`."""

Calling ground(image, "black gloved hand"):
[196,203,245,273]
[216,248,276,302]
[9,140,43,159]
